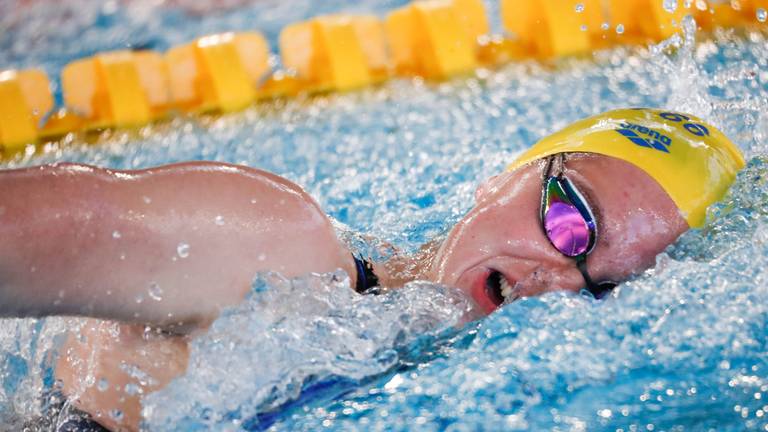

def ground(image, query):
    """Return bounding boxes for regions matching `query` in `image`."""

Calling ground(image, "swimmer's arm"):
[0,162,356,331]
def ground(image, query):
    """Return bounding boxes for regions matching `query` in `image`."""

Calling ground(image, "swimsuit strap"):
[353,255,380,294]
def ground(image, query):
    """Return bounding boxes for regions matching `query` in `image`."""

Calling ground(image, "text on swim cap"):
[616,122,671,153]
[658,112,710,137]
[615,111,711,153]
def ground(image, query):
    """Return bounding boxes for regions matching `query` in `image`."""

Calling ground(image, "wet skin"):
[33,155,687,430]
[430,153,689,314]
[0,162,356,328]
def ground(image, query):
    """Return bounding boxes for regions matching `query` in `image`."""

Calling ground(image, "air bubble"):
[575,3,584,13]
[758,8,767,22]
[177,242,190,258]
[601,22,610,31]
[214,215,225,226]
[112,230,122,239]
[616,24,625,34]
[580,24,588,32]
[663,0,678,12]
[135,293,144,304]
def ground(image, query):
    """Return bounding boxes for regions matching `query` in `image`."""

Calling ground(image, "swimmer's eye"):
[485,270,519,307]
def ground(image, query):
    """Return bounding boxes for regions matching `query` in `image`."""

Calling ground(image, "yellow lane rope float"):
[0,0,765,152]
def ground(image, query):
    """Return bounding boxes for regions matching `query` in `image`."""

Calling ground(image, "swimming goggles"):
[541,153,617,299]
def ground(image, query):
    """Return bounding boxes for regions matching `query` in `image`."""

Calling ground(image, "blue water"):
[1,1,768,431]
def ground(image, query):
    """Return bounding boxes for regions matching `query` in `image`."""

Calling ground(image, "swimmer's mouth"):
[485,270,520,307]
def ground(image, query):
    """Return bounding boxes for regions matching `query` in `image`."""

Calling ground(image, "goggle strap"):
[577,258,616,299]
[576,258,600,297]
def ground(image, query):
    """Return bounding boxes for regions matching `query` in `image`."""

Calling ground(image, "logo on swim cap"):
[616,122,672,153]
[615,111,712,154]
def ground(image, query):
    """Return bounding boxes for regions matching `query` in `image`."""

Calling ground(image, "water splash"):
[0,2,765,432]
[142,271,473,430]
[649,15,712,119]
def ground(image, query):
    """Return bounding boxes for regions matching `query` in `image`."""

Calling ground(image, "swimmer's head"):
[430,108,745,314]
[507,108,745,228]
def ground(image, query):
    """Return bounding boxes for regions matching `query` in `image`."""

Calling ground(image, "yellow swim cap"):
[507,108,745,228]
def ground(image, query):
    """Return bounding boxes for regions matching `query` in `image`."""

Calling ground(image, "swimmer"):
[6,108,742,431]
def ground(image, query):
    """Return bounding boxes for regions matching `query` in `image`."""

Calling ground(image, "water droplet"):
[98,378,109,392]
[120,253,126,260]
[135,293,144,304]
[214,215,225,226]
[258,253,266,261]
[177,242,190,258]
[598,408,613,418]
[580,24,588,32]
[616,24,625,34]
[601,22,610,30]
[124,383,141,395]
[250,198,258,204]
[574,3,584,13]
[142,196,152,204]
[112,230,121,239]
[109,409,124,422]
[148,283,163,301]
[663,0,678,12]
[758,8,767,22]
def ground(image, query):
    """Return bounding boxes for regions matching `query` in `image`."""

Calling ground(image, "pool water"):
[1,1,768,431]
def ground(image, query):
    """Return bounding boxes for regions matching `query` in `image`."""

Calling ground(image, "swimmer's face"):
[430,154,688,315]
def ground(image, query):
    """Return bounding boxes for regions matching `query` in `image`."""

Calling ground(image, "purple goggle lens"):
[543,201,591,257]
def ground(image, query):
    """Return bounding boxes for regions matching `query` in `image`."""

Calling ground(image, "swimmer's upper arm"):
[0,162,354,332]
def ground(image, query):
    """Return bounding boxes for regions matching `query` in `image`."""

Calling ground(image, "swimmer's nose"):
[513,265,585,298]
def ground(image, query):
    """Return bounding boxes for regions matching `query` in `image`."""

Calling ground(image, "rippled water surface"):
[1,1,768,431]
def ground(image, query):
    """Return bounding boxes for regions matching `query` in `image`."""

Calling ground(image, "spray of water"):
[0,2,766,431]
[142,272,473,430]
